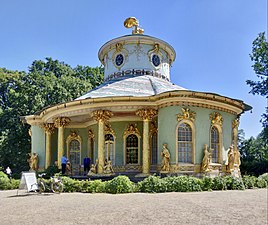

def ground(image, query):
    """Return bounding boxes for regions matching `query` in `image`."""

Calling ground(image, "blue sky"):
[0,0,267,138]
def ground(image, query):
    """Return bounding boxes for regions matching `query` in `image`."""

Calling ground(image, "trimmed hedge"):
[1,173,267,193]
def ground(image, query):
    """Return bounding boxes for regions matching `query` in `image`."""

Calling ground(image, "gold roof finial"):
[124,17,144,35]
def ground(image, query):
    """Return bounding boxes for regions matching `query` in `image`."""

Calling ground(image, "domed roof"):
[76,74,186,100]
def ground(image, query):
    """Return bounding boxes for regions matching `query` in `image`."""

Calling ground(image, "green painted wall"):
[158,106,236,164]
[108,121,143,165]
[31,125,46,168]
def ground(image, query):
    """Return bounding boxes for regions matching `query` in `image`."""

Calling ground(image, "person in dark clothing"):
[83,156,90,175]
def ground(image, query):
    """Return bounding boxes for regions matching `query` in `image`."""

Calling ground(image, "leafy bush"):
[256,173,268,188]
[106,176,135,194]
[258,173,268,183]
[202,176,213,191]
[138,175,167,193]
[242,175,257,189]
[61,176,81,192]
[212,176,227,190]
[87,180,107,193]
[224,175,245,190]
[0,171,19,190]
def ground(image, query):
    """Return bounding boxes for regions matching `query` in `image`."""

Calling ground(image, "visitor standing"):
[61,155,68,175]
[83,156,90,175]
[5,167,12,181]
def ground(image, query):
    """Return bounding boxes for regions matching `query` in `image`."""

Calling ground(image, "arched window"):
[211,126,219,163]
[178,123,193,163]
[151,132,158,165]
[105,134,115,164]
[126,134,139,164]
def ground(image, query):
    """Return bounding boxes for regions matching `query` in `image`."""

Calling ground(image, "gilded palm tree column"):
[54,117,71,168]
[136,108,157,174]
[91,110,113,174]
[43,123,55,169]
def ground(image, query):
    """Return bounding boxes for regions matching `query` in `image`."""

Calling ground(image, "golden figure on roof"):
[124,17,144,35]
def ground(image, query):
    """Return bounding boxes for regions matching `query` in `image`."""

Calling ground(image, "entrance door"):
[69,140,81,175]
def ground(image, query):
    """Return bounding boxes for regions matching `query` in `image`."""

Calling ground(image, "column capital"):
[91,110,113,123]
[53,117,71,128]
[136,108,157,121]
[43,123,55,134]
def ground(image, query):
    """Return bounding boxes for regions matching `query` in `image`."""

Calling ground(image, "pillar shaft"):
[45,132,52,169]
[57,126,64,168]
[98,120,105,173]
[142,120,150,174]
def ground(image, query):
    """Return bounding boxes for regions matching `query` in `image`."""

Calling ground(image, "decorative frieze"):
[104,69,170,82]
[53,117,71,128]
[88,129,95,139]
[43,123,55,134]
[123,123,140,137]
[177,108,196,122]
[91,110,113,122]
[136,108,157,121]
[210,112,223,127]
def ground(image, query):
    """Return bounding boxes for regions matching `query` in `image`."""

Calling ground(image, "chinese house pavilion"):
[23,18,251,176]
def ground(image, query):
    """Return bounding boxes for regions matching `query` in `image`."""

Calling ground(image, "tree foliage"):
[239,129,268,176]
[0,58,103,173]
[246,32,268,140]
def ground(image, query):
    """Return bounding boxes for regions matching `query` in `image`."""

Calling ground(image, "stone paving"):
[0,189,267,225]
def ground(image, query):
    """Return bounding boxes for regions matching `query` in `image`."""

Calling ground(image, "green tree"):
[246,32,268,140]
[239,129,268,176]
[0,58,104,174]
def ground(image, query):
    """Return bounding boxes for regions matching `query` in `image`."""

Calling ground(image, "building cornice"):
[23,90,250,125]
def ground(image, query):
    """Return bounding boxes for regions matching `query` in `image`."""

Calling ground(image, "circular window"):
[152,54,160,67]
[115,54,124,67]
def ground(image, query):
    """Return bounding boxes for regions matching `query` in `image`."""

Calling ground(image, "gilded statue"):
[227,145,235,172]
[201,144,212,172]
[88,159,98,175]
[27,152,39,171]
[66,160,71,175]
[234,147,241,167]
[124,17,144,34]
[104,160,114,174]
[161,144,170,172]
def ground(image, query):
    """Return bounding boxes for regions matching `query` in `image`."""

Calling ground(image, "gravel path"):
[0,189,267,225]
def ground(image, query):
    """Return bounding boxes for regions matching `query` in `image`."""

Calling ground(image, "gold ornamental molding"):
[105,123,116,137]
[53,117,71,128]
[136,108,157,121]
[210,112,223,127]
[43,123,55,134]
[232,118,240,130]
[88,129,95,139]
[177,108,196,122]
[123,123,140,137]
[150,121,158,135]
[91,110,113,122]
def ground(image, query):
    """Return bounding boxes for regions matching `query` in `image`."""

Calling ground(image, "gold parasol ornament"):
[124,17,144,35]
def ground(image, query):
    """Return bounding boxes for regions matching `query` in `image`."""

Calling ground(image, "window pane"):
[126,134,138,164]
[211,126,219,163]
[178,123,192,163]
